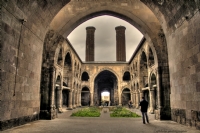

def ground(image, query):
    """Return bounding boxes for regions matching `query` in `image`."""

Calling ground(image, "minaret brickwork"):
[115,26,126,61]
[85,26,96,61]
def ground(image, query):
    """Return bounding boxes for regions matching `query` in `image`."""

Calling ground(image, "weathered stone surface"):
[1,0,200,131]
[0,114,39,131]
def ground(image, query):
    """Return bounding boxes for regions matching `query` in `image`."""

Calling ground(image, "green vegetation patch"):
[110,106,141,117]
[71,107,101,117]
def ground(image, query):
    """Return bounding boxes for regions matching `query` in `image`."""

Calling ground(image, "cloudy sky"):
[67,15,143,62]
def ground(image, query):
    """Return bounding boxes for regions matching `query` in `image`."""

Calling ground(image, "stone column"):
[90,92,94,106]
[133,92,136,107]
[67,90,73,110]
[75,91,77,108]
[76,90,79,107]
[157,67,162,109]
[119,92,122,106]
[57,86,63,113]
[131,92,133,102]
[136,92,140,108]
[78,92,81,107]
[149,89,155,114]
[49,66,56,119]
[73,90,76,109]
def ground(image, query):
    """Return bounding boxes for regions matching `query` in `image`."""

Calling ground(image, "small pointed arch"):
[56,75,61,85]
[82,86,90,92]
[149,47,155,66]
[135,62,138,71]
[64,52,72,67]
[140,51,147,69]
[150,73,157,86]
[76,83,78,88]
[136,82,139,91]
[73,82,76,88]
[74,61,77,69]
[122,88,130,93]
[57,48,63,66]
[123,71,131,81]
[77,63,79,70]
[81,71,89,81]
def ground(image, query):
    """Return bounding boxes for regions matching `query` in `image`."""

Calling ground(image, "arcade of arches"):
[1,0,200,131]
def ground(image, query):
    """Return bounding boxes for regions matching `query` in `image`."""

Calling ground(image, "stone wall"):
[141,0,200,129]
[1,0,70,130]
[168,12,200,129]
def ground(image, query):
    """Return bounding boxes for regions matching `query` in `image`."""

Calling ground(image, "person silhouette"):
[139,97,149,124]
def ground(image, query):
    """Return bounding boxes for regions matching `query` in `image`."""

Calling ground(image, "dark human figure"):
[139,97,149,124]
[128,100,133,108]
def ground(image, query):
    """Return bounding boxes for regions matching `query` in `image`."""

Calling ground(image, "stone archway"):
[3,0,200,131]
[94,70,118,106]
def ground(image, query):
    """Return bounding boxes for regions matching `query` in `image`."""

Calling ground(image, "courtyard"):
[2,108,199,133]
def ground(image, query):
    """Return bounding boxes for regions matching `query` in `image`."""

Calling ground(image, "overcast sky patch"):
[67,15,143,61]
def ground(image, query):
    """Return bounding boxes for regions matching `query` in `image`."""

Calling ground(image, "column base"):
[40,109,57,120]
[58,108,63,113]
[149,108,154,114]
[67,107,73,110]
[154,107,171,120]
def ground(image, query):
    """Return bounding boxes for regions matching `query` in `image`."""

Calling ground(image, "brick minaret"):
[115,26,126,61]
[85,26,96,61]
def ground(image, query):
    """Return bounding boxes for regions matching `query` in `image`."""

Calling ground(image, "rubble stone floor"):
[2,107,200,133]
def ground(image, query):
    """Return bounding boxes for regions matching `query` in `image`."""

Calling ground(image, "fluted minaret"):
[115,26,126,61]
[85,26,96,61]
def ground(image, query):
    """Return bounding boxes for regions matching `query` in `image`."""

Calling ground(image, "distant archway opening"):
[101,91,110,106]
[94,70,118,106]
[62,89,69,108]
[81,87,90,106]
[121,88,130,106]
